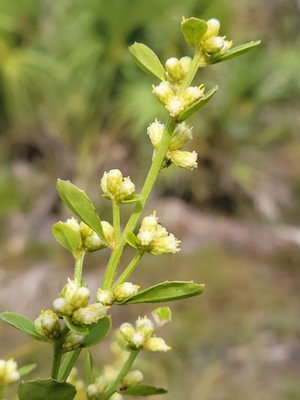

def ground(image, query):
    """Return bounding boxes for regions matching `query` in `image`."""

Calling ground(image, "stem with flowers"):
[0,16,259,400]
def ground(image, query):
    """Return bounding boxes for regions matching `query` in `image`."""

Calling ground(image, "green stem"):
[111,250,144,290]
[74,251,85,283]
[57,349,81,381]
[101,119,177,289]
[99,350,139,400]
[112,200,121,244]
[176,51,203,94]
[51,326,69,380]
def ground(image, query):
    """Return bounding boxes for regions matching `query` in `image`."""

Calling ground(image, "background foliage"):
[1,0,300,399]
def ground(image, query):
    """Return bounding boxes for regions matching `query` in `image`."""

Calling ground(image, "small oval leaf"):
[119,383,167,396]
[181,18,207,50]
[56,179,106,245]
[81,316,111,348]
[18,364,37,378]
[0,312,48,342]
[178,86,218,121]
[116,281,205,304]
[121,194,143,204]
[18,378,76,400]
[129,43,165,80]
[52,222,81,259]
[211,40,261,63]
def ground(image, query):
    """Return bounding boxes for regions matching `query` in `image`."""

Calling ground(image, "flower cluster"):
[132,212,180,255]
[0,359,20,387]
[165,56,192,88]
[120,316,171,352]
[152,81,204,119]
[52,278,106,327]
[147,120,198,170]
[200,18,233,65]
[65,217,115,252]
[97,282,139,306]
[101,169,136,203]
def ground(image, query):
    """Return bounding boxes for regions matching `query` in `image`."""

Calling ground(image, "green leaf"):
[18,378,76,400]
[181,18,207,50]
[18,364,37,378]
[116,281,205,304]
[63,316,89,336]
[211,40,261,63]
[119,383,167,396]
[178,86,218,121]
[56,179,106,245]
[125,232,139,249]
[81,316,111,348]
[52,222,82,259]
[0,312,48,342]
[129,43,166,80]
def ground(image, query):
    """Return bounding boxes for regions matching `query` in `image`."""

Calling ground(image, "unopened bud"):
[34,309,61,340]
[101,221,116,249]
[169,122,193,151]
[182,86,204,107]
[147,120,165,149]
[120,322,135,342]
[151,233,181,255]
[107,169,123,196]
[62,332,85,352]
[63,278,80,303]
[135,316,154,339]
[115,177,135,202]
[179,56,192,73]
[53,297,73,318]
[202,18,220,40]
[71,287,91,310]
[170,149,198,170]
[143,337,171,352]
[165,57,185,82]
[96,289,115,305]
[114,282,139,302]
[72,303,106,326]
[202,36,224,54]
[86,375,108,399]
[152,81,174,104]
[120,370,143,389]
[0,359,20,386]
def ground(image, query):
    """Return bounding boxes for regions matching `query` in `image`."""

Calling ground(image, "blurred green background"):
[1,0,300,399]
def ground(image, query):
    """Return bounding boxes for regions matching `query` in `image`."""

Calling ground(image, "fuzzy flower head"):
[169,122,193,151]
[101,169,136,203]
[34,309,61,340]
[0,359,20,387]
[168,150,198,170]
[135,212,180,255]
[147,119,165,149]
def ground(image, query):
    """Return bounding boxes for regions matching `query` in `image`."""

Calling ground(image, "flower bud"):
[182,86,204,107]
[34,309,61,340]
[116,177,135,202]
[83,231,106,252]
[202,36,224,54]
[147,120,164,149]
[165,57,185,82]
[79,221,93,239]
[120,322,135,342]
[169,122,193,151]
[107,169,123,196]
[170,149,198,170]
[151,233,181,255]
[135,316,154,339]
[0,359,20,386]
[71,287,91,310]
[152,81,174,104]
[96,289,115,305]
[65,217,81,232]
[120,370,143,389]
[53,297,73,318]
[143,337,171,352]
[72,303,106,326]
[62,332,85,352]
[114,282,139,302]
[101,221,116,249]
[130,331,145,348]
[179,56,192,73]
[63,278,80,303]
[137,214,158,246]
[202,18,220,41]
[87,375,108,399]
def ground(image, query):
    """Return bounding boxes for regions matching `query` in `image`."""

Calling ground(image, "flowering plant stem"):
[111,250,145,291]
[74,252,85,283]
[51,326,69,380]
[112,200,121,244]
[99,350,139,400]
[177,52,203,95]
[101,118,177,290]
[57,349,81,382]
